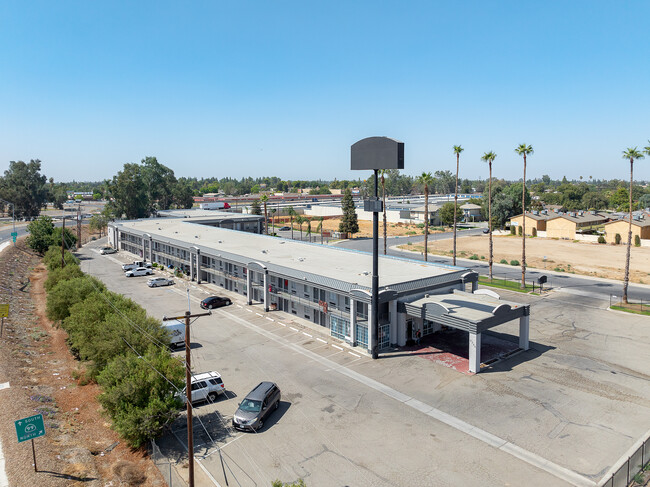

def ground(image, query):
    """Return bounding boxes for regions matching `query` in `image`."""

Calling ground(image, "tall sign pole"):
[162,310,210,487]
[351,137,404,359]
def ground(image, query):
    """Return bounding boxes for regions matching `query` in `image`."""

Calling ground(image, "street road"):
[334,228,650,302]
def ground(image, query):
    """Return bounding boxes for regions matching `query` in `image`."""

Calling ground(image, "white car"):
[178,371,226,404]
[122,261,152,271]
[125,267,153,277]
[100,246,117,255]
[147,277,174,287]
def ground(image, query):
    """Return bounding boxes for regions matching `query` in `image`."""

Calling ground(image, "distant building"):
[545,211,609,239]
[509,210,553,234]
[604,216,650,243]
[460,203,482,222]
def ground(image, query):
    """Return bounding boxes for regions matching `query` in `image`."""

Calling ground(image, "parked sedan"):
[125,267,153,277]
[100,246,117,255]
[200,296,232,309]
[278,226,291,231]
[147,277,174,287]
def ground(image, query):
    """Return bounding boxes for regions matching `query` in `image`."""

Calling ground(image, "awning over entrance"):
[402,290,530,373]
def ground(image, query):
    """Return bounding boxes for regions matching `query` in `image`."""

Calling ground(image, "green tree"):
[439,202,462,226]
[515,144,534,288]
[621,147,644,303]
[481,151,497,278]
[46,275,105,322]
[172,178,194,209]
[288,206,296,239]
[141,156,177,211]
[452,145,464,265]
[44,264,84,292]
[0,159,48,218]
[338,189,359,235]
[416,172,434,261]
[26,216,55,254]
[434,170,455,195]
[316,216,324,244]
[89,214,109,237]
[295,215,305,240]
[97,346,184,448]
[109,163,148,219]
[271,480,306,487]
[581,191,608,210]
[251,199,262,215]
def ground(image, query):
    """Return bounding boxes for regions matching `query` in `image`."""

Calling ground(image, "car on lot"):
[200,296,232,309]
[147,277,174,287]
[122,261,152,271]
[179,371,226,404]
[125,267,153,277]
[278,226,291,231]
[483,228,490,234]
[232,382,281,431]
[100,246,117,255]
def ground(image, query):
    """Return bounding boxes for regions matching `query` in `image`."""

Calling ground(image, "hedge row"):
[43,246,184,448]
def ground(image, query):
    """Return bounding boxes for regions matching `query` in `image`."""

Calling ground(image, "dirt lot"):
[277,216,451,238]
[0,237,164,487]
[405,234,650,283]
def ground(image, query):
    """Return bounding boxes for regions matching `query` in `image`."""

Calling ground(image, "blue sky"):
[1,1,649,183]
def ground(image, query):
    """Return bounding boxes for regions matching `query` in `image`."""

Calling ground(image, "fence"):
[600,436,650,487]
[151,439,187,487]
[609,295,649,312]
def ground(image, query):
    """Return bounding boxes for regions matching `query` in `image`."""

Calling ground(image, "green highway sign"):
[15,414,45,443]
[10,231,17,237]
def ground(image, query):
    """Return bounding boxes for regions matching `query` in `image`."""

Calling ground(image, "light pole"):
[0,199,16,246]
[351,137,404,359]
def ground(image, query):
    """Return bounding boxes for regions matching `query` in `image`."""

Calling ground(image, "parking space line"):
[246,309,253,313]
[255,312,264,317]
[316,337,327,344]
[302,332,312,337]
[289,327,299,332]
[348,351,360,358]
[278,322,287,327]
[266,317,274,321]
[332,344,343,351]
[220,308,595,487]
[236,304,243,308]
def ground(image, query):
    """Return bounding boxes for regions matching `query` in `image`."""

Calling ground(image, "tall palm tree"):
[295,215,305,240]
[260,194,269,235]
[481,152,497,279]
[306,218,312,242]
[317,216,324,244]
[621,147,645,304]
[380,170,388,254]
[515,144,534,289]
[416,172,434,261]
[452,145,464,265]
[288,206,295,239]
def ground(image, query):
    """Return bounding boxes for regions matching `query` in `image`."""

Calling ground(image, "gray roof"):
[113,218,469,294]
[156,209,263,221]
[403,290,528,333]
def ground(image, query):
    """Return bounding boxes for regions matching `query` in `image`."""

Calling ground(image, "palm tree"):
[515,144,534,289]
[288,206,295,239]
[481,151,497,279]
[260,194,269,235]
[621,147,645,304]
[380,170,388,254]
[452,145,464,265]
[306,218,312,242]
[416,172,434,261]
[295,215,305,240]
[317,216,324,244]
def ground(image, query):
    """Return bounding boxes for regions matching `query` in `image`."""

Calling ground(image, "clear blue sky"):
[1,1,649,183]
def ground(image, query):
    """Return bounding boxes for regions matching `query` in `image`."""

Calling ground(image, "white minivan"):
[163,321,185,348]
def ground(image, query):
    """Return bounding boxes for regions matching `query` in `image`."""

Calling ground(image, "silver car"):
[147,277,174,287]
[100,246,117,255]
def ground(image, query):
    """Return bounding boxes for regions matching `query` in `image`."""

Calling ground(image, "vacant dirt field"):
[404,235,650,283]
[276,216,451,238]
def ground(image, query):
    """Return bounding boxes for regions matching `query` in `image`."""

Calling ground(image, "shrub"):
[518,226,523,236]
[46,275,105,322]
[500,259,508,264]
[480,256,485,260]
[469,254,479,260]
[45,265,84,292]
[510,226,516,235]
[531,227,537,237]
[635,235,641,247]
[97,346,184,448]
[598,236,606,244]
[43,245,79,271]
[510,260,520,266]
[615,233,621,245]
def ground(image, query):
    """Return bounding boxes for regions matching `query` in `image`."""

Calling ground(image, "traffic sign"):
[0,304,8,318]
[15,414,45,443]
[10,231,17,237]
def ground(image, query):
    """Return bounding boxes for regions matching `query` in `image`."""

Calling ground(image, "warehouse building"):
[108,218,530,373]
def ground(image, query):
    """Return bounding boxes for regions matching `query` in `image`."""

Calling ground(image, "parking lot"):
[80,241,650,487]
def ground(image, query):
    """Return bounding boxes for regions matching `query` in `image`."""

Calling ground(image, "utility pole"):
[162,309,210,487]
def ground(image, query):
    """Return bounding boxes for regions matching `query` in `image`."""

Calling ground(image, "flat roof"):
[156,209,262,220]
[114,218,468,290]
